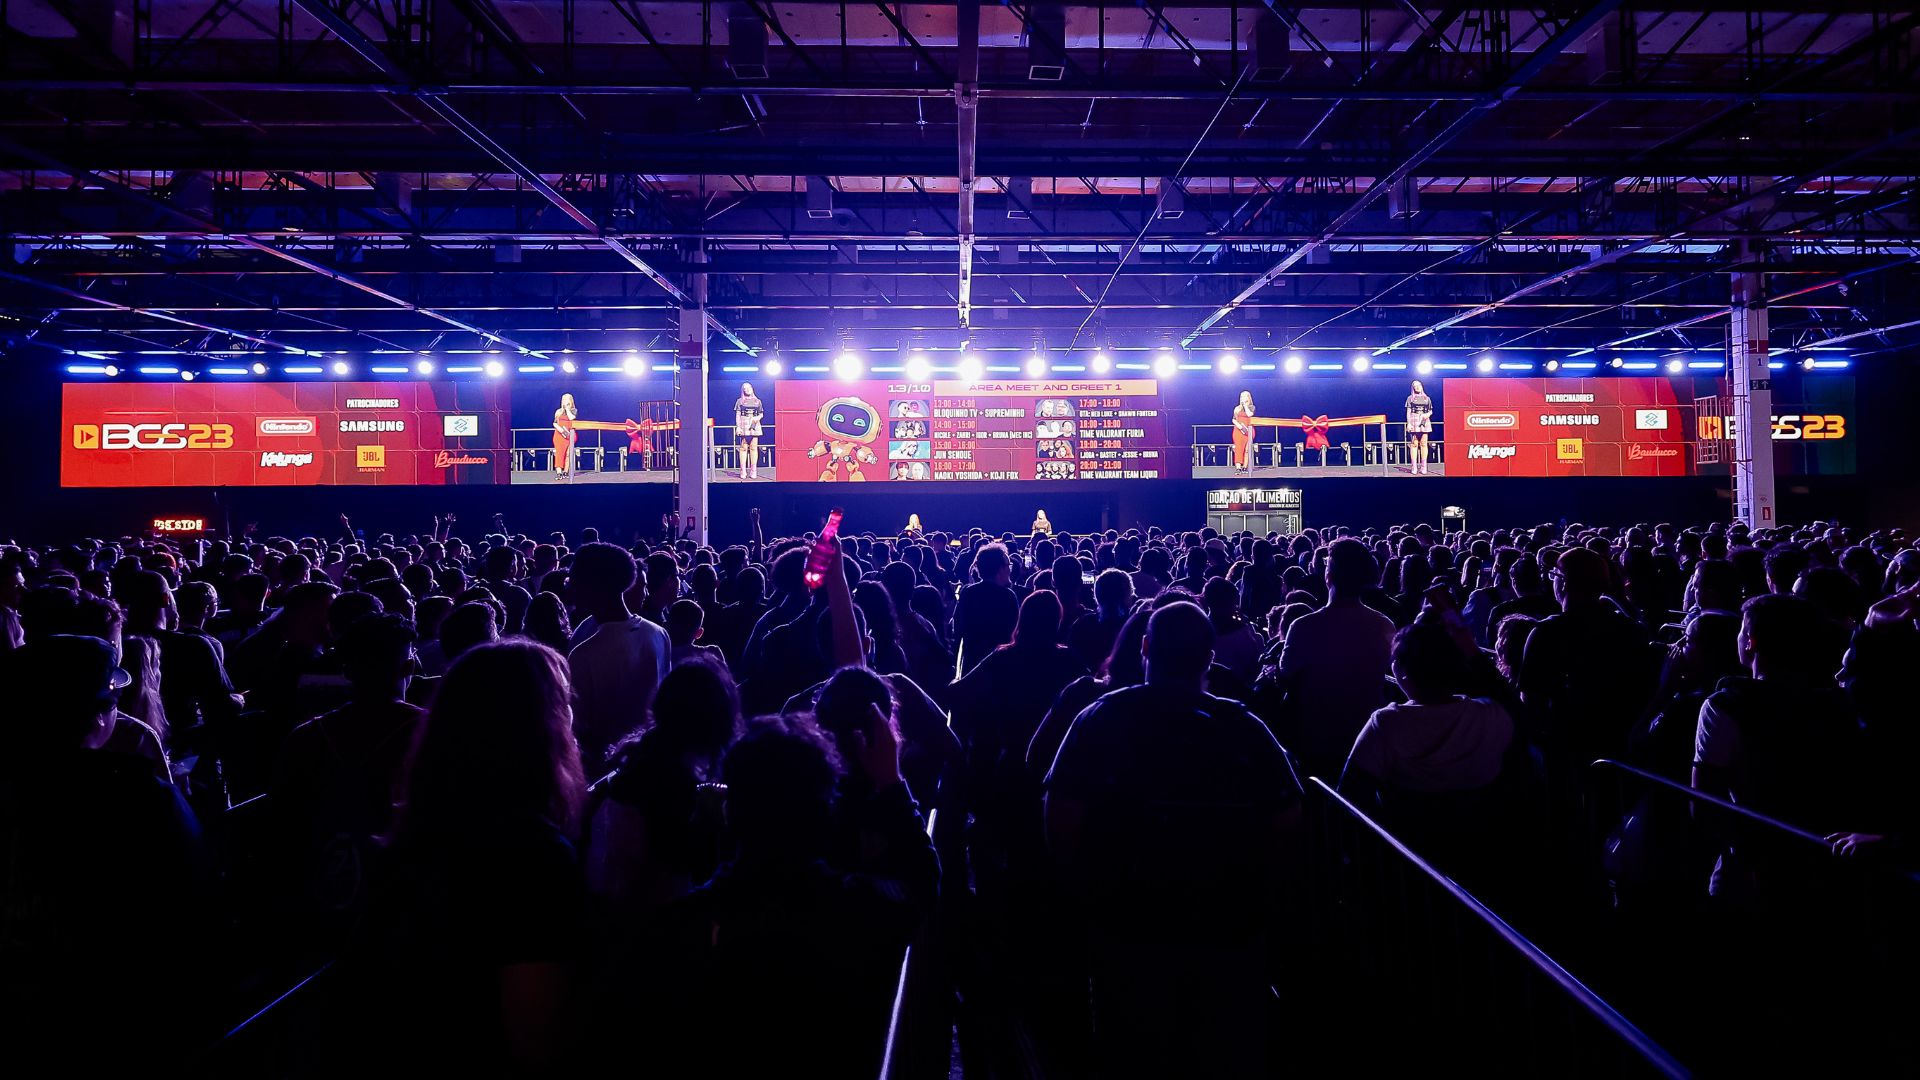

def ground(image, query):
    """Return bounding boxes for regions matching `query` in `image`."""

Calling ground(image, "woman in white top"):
[733,383,765,479]
[1404,380,1434,475]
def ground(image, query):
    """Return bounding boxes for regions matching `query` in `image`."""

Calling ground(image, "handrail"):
[220,961,334,1043]
[1590,759,1829,846]
[1591,758,1920,886]
[876,805,939,1080]
[1308,777,1690,1079]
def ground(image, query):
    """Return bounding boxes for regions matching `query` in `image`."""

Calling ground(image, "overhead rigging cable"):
[1065,66,1250,354]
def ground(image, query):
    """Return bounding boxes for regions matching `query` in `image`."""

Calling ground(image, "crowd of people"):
[3,506,1916,1074]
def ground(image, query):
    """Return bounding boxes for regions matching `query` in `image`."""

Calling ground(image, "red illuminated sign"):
[151,517,207,533]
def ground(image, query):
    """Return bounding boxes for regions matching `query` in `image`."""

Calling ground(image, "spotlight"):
[104,364,120,377]
[1026,355,1047,378]
[833,351,863,380]
[1283,354,1304,375]
[762,356,784,377]
[180,370,196,382]
[416,358,435,375]
[1091,352,1112,374]
[251,362,268,376]
[905,353,933,382]
[484,359,506,378]
[1476,357,1495,373]
[1218,353,1240,375]
[1416,358,1433,376]
[1351,355,1371,373]
[1610,357,1625,369]
[958,354,985,382]
[1153,353,1178,378]
[1801,356,1816,371]
[1545,359,1561,373]
[624,354,646,377]
[1666,358,1684,374]
[561,360,577,374]
[331,360,351,376]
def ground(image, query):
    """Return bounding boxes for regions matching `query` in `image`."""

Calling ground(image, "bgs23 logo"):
[73,423,235,450]
[1695,414,1846,442]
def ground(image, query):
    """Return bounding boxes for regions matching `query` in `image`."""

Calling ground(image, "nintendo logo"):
[1464,412,1518,429]
[258,417,317,436]
[1466,444,1518,459]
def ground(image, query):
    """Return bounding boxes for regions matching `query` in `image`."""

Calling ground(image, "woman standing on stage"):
[1405,380,1434,475]
[734,383,765,479]
[552,393,578,479]
[1231,390,1256,473]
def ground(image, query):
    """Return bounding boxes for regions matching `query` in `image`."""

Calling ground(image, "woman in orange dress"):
[552,393,578,478]
[1231,390,1256,472]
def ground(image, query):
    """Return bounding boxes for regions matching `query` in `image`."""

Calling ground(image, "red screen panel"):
[1442,377,1694,477]
[773,378,1184,482]
[61,382,509,487]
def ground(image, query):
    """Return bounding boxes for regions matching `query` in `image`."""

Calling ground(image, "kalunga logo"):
[258,417,316,436]
[1464,412,1517,429]
[1628,445,1679,461]
[434,451,489,468]
[1466,444,1518,459]
[259,451,315,467]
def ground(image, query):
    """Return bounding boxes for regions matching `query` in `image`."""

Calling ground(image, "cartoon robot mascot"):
[807,396,882,481]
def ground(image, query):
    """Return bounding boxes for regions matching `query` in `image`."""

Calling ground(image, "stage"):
[1191,463,1446,479]
[511,468,782,485]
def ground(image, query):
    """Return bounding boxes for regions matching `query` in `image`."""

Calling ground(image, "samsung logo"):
[1539,414,1600,426]
[340,419,406,433]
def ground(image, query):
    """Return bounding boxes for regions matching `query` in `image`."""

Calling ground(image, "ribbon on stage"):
[1247,413,1387,452]
[571,417,716,453]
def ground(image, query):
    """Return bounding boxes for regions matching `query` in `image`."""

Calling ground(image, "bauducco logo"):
[434,451,488,468]
[1466,444,1518,459]
[1464,412,1517,429]
[258,417,317,436]
[1628,445,1679,460]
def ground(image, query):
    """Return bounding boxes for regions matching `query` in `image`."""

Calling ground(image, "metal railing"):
[1583,759,1920,1072]
[877,807,946,1080]
[508,422,775,475]
[1305,776,1689,1078]
[1192,421,1442,472]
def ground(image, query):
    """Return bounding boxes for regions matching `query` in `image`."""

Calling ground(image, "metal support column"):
[1729,257,1776,529]
[675,245,712,546]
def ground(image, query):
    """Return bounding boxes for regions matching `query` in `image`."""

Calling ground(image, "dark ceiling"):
[1,0,1917,366]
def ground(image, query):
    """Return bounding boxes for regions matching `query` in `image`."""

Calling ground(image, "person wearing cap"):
[0,635,215,1066]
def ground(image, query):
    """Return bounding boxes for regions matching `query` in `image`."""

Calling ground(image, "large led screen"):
[61,382,508,487]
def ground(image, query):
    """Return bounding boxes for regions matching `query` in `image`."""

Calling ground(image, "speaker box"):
[1028,5,1067,81]
[728,9,769,80]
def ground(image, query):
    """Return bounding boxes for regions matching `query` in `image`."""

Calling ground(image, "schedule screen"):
[773,379,1187,482]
